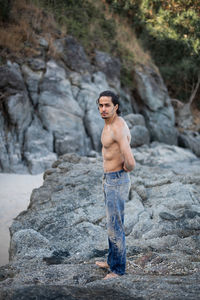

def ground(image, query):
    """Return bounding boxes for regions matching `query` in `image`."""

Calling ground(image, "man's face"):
[98,96,118,119]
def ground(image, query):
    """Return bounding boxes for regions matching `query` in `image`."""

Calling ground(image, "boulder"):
[0,62,25,90]
[94,50,121,88]
[117,89,133,115]
[133,141,200,175]
[9,229,52,261]
[54,36,92,73]
[124,114,150,147]
[26,58,46,71]
[134,64,177,145]
[0,63,32,173]
[0,113,10,171]
[24,117,57,174]
[172,100,194,129]
[124,113,146,128]
[21,64,43,106]
[76,71,108,151]
[130,125,150,147]
[38,60,89,156]
[178,130,200,157]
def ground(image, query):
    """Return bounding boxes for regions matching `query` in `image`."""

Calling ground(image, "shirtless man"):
[95,90,135,279]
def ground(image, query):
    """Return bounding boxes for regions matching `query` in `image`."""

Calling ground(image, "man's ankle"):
[103,272,119,280]
[95,261,109,269]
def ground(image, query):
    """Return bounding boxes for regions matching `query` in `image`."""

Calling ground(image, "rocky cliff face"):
[0,144,200,299]
[0,35,180,174]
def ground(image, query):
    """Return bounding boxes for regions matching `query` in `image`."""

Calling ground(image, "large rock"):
[0,62,60,174]
[76,71,108,151]
[26,57,46,71]
[54,36,92,73]
[24,117,57,174]
[134,64,177,145]
[0,113,10,171]
[130,125,150,147]
[38,60,89,156]
[178,130,200,157]
[21,64,43,106]
[172,100,194,129]
[0,62,25,90]
[94,50,121,88]
[0,63,32,131]
[9,229,52,261]
[1,144,199,299]
[0,63,33,173]
[124,114,150,147]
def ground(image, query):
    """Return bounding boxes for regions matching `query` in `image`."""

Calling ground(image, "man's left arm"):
[120,137,135,172]
[114,127,135,172]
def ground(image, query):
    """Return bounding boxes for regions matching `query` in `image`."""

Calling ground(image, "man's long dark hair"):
[97,90,121,115]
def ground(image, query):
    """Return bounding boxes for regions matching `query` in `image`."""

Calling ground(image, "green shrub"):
[106,0,200,102]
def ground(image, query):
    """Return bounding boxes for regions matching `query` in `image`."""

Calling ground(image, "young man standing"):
[96,90,135,279]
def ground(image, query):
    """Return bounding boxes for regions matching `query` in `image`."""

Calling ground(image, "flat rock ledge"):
[0,143,200,300]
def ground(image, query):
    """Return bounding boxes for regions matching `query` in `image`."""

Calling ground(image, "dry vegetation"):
[0,0,151,68]
[90,0,152,66]
[0,0,58,60]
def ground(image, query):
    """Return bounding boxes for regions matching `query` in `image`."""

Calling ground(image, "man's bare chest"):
[101,127,115,149]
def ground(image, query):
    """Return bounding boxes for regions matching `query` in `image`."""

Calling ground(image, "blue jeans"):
[103,169,130,275]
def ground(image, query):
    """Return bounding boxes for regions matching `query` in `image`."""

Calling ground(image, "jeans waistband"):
[104,169,124,179]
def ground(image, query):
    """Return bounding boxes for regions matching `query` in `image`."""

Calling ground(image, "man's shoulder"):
[111,117,128,140]
[113,116,126,129]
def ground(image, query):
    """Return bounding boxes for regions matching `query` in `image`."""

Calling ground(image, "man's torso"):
[101,117,130,172]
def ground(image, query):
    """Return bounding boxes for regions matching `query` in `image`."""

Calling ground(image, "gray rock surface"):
[94,50,121,88]
[0,38,133,173]
[0,35,198,174]
[24,117,57,174]
[38,60,89,156]
[124,114,150,147]
[0,143,200,299]
[178,130,200,157]
[21,64,42,106]
[130,125,150,147]
[134,65,177,145]
[54,36,92,74]
[0,63,33,173]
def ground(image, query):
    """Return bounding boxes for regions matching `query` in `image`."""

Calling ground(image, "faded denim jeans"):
[103,169,130,275]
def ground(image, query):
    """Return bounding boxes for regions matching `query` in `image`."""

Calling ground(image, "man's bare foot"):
[103,272,119,280]
[95,261,109,269]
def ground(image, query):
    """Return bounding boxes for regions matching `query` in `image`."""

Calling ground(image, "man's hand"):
[123,163,132,172]
[123,163,130,172]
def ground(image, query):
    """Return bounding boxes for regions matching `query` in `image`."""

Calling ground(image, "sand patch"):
[0,173,43,266]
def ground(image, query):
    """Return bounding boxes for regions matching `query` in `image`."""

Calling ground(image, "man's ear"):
[114,104,118,112]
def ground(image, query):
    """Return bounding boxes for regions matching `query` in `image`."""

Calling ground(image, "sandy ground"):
[0,173,43,267]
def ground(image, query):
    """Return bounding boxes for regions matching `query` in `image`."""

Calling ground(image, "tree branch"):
[189,72,200,105]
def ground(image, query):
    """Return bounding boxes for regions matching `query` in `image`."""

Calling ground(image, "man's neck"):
[104,113,118,125]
